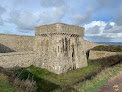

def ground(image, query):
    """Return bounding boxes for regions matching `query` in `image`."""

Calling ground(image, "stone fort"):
[0,23,98,74]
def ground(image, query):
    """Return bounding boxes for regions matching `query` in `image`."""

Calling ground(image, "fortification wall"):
[83,40,99,51]
[0,23,99,74]
[0,34,34,53]
[0,51,35,68]
[89,50,122,60]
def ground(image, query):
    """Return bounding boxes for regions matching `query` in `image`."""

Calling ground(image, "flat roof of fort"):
[35,23,84,36]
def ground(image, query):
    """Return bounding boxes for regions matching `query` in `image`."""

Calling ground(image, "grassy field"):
[91,45,122,52]
[73,63,122,92]
[0,62,121,92]
[12,54,121,92]
[0,72,20,92]
[14,61,101,92]
[0,54,121,92]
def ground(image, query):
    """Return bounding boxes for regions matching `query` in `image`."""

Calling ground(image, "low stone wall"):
[0,51,35,68]
[0,34,34,53]
[89,50,122,60]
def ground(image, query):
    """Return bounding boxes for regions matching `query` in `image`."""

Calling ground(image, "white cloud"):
[0,5,6,25]
[0,0,121,42]
[96,0,122,9]
[115,7,122,26]
[8,5,67,33]
[40,0,65,8]
[103,25,122,33]
[72,7,92,26]
[0,6,6,14]
[0,16,4,25]
[84,21,122,42]
[84,21,106,30]
[104,22,115,30]
[0,0,93,34]
[8,10,38,31]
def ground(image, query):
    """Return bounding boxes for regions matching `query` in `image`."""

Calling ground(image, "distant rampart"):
[89,50,122,60]
[0,34,34,53]
[0,51,34,68]
[83,40,99,51]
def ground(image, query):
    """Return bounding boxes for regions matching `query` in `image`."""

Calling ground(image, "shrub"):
[91,45,122,52]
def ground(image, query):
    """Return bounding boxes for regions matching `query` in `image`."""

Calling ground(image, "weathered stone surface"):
[0,23,98,74]
[0,51,34,68]
[83,40,99,51]
[89,50,122,60]
[0,34,34,53]
[35,23,84,36]
[34,23,88,74]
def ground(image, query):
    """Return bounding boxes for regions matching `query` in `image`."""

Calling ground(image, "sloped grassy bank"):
[0,70,20,92]
[73,62,122,92]
[53,54,122,92]
[13,62,101,92]
[91,45,122,52]
[0,56,121,92]
[0,45,121,92]
[8,54,121,92]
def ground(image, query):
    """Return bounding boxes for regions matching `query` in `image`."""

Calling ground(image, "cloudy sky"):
[0,0,122,42]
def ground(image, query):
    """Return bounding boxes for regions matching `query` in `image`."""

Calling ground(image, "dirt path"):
[96,71,122,92]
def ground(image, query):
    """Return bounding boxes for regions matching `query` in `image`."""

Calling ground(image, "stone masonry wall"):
[83,40,99,51]
[0,34,34,53]
[33,23,100,74]
[0,51,35,68]
[34,34,88,74]
[89,50,122,60]
[35,23,84,36]
[0,23,99,74]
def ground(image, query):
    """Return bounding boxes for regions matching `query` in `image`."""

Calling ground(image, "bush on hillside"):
[91,45,122,52]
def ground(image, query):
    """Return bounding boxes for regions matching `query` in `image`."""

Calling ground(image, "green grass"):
[1,54,121,92]
[13,60,102,92]
[0,73,20,92]
[91,45,122,52]
[74,63,122,92]
[15,67,59,92]
[28,63,100,85]
[11,54,122,92]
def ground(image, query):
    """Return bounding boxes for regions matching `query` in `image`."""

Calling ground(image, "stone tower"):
[34,23,88,74]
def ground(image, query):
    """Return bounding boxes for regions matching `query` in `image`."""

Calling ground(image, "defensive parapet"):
[35,23,84,36]
[34,23,87,74]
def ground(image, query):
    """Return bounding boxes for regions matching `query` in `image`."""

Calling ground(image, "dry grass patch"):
[73,63,122,92]
[0,72,20,92]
